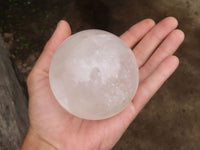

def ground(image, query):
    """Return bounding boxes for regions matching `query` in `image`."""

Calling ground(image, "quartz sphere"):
[49,29,139,120]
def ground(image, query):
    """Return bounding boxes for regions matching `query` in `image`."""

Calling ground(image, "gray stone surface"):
[0,36,29,150]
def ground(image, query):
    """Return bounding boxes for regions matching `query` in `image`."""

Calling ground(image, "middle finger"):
[133,17,178,68]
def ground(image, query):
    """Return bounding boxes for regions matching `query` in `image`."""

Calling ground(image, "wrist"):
[21,128,57,150]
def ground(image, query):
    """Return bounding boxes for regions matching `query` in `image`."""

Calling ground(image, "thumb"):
[33,20,71,73]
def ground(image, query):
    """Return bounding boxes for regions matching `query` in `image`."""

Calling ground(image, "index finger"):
[120,19,155,48]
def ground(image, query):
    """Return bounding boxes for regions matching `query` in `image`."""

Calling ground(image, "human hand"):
[21,17,184,150]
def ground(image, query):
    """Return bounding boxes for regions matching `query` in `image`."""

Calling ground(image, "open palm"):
[22,17,184,150]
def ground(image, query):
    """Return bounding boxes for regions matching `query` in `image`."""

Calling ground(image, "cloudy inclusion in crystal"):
[49,29,139,120]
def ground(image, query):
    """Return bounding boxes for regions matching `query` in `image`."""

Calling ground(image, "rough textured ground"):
[0,0,200,149]
[0,36,29,150]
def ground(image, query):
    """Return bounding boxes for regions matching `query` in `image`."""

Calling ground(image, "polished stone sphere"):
[49,29,139,120]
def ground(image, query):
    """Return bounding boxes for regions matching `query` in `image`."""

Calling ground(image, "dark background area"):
[0,0,200,149]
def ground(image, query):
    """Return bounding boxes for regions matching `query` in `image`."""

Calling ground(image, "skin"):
[21,17,184,150]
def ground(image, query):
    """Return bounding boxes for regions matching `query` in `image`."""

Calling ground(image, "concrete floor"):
[106,0,200,149]
[71,0,200,149]
[69,0,200,149]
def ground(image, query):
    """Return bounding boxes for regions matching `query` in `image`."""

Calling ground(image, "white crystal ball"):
[49,29,139,120]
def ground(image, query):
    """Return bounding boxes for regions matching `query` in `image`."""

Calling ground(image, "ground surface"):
[0,0,200,149]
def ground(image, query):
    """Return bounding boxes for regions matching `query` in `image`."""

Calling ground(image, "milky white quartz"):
[49,29,139,120]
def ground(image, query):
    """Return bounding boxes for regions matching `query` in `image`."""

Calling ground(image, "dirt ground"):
[0,0,200,149]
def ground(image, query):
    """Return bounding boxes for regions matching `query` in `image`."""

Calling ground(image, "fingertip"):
[48,20,71,45]
[57,20,71,36]
[144,18,156,27]
[171,55,179,66]
[164,16,178,27]
[167,55,180,71]
[174,29,185,41]
[120,18,156,48]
